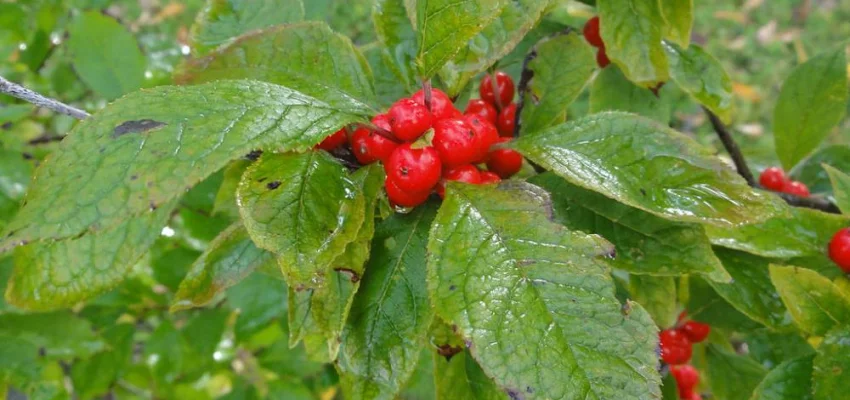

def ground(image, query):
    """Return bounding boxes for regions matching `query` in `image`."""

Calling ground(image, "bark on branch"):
[0,74,89,120]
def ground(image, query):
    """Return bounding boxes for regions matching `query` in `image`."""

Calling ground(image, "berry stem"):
[357,122,402,143]
[421,78,433,112]
[489,69,503,111]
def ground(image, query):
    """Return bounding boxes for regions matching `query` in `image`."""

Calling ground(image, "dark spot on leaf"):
[257,177,267,183]
[266,181,281,190]
[436,344,462,361]
[22,153,33,160]
[526,386,533,394]
[621,302,632,316]
[451,324,458,333]
[38,347,46,357]
[112,119,166,138]
[640,188,647,196]
[147,181,154,188]
[1,122,11,130]
[130,175,138,181]
[505,388,524,400]
[244,149,263,160]
[99,147,105,153]
[449,285,456,291]
[149,201,158,211]
[334,268,360,283]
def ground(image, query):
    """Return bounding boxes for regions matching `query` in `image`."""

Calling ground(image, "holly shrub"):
[1,0,850,399]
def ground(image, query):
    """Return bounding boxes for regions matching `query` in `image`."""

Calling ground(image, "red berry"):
[759,167,787,191]
[412,88,461,121]
[388,98,433,141]
[465,99,498,125]
[829,228,850,273]
[670,365,700,397]
[782,180,810,197]
[463,114,499,164]
[351,122,399,165]
[659,329,692,365]
[432,118,482,168]
[385,143,442,192]
[437,165,482,198]
[315,128,347,151]
[686,392,702,400]
[486,138,523,179]
[596,47,611,68]
[680,321,710,343]
[385,178,430,208]
[479,72,515,107]
[497,103,517,137]
[479,171,501,184]
[583,16,603,47]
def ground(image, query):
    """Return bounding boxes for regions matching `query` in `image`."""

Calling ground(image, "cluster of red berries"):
[582,16,610,68]
[829,228,850,274]
[758,167,810,197]
[315,72,523,208]
[659,313,710,399]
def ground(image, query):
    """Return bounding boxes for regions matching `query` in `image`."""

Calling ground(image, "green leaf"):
[1,80,366,251]
[745,329,815,369]
[67,12,145,100]
[790,145,850,195]
[415,0,507,78]
[438,0,550,96]
[824,165,850,214]
[813,324,850,400]
[659,0,692,47]
[182,308,229,370]
[769,265,850,336]
[145,320,184,385]
[363,43,416,109]
[590,66,671,123]
[70,324,135,399]
[172,224,275,311]
[660,372,679,400]
[434,351,507,400]
[178,22,376,110]
[338,203,436,400]
[529,173,729,281]
[513,112,787,227]
[428,181,661,399]
[237,152,365,289]
[227,272,288,340]
[0,334,41,389]
[706,345,767,400]
[664,42,734,123]
[520,32,596,134]
[5,202,175,311]
[402,349,437,399]
[750,355,814,400]
[213,160,251,219]
[774,49,848,170]
[190,0,305,55]
[687,276,763,333]
[0,312,105,359]
[373,0,419,93]
[629,275,678,328]
[597,0,669,85]
[0,149,32,231]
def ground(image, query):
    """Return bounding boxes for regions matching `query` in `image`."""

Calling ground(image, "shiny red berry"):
[829,228,850,273]
[659,329,692,365]
[388,98,433,141]
[385,178,430,208]
[465,99,498,125]
[759,167,787,191]
[486,138,523,179]
[437,165,482,198]
[597,47,611,68]
[412,88,461,121]
[315,128,347,151]
[680,321,710,343]
[497,103,517,137]
[671,364,700,397]
[479,171,501,184]
[385,143,442,192]
[351,121,399,165]
[463,114,499,164]
[479,72,515,107]
[782,180,810,197]
[432,118,481,168]
[583,16,603,47]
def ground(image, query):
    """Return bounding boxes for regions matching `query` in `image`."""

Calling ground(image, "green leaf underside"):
[172,223,275,311]
[659,0,692,47]
[521,33,596,134]
[791,145,850,194]
[774,49,848,170]
[769,265,850,336]
[438,0,550,97]
[237,151,365,290]
[513,112,787,227]
[1,80,366,251]
[628,275,678,328]
[813,324,850,400]
[178,22,376,111]
[529,173,729,281]
[590,66,671,123]
[706,345,767,400]
[6,202,175,311]
[434,351,508,400]
[750,356,814,400]
[213,160,251,218]
[664,42,734,123]
[824,165,850,214]
[415,0,507,78]
[373,0,419,93]
[338,202,436,400]
[428,181,661,399]
[597,0,669,85]
[190,0,305,55]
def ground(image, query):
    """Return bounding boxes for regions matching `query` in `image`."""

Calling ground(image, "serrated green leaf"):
[287,287,329,361]
[172,224,275,311]
[590,66,670,122]
[5,202,175,311]
[659,0,692,47]
[529,173,729,281]
[706,345,767,400]
[434,351,507,400]
[338,203,436,400]
[824,164,850,214]
[178,22,376,109]
[769,265,850,336]
[373,0,419,93]
[597,0,669,85]
[0,312,105,359]
[813,324,850,400]
[688,276,764,333]
[750,355,814,400]
[363,43,416,108]
[415,0,507,78]
[629,275,678,328]
[791,145,850,195]
[520,32,596,134]
[428,181,661,399]
[745,329,815,369]
[1,80,367,252]
[664,42,734,123]
[190,0,305,55]
[67,12,145,100]
[0,334,40,389]
[513,112,787,227]
[774,49,848,170]
[438,0,550,96]
[213,160,251,219]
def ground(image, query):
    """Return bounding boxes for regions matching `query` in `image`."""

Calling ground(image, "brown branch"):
[513,48,537,138]
[0,74,89,119]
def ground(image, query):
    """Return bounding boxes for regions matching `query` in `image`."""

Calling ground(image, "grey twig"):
[0,74,89,120]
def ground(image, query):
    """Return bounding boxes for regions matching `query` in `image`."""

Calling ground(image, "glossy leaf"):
[433,351,507,400]
[0,312,105,359]
[629,275,678,328]
[665,42,734,123]
[1,80,367,251]
[338,203,436,400]
[687,276,764,333]
[213,160,251,219]
[590,66,671,123]
[790,145,850,194]
[513,112,787,227]
[373,0,419,92]
[428,182,661,399]
[774,49,848,169]
[191,0,305,55]
[813,324,850,400]
[0,334,40,389]
[706,345,767,400]
[597,0,669,85]
[520,33,596,134]
[769,265,850,336]
[745,329,815,369]
[529,173,729,281]
[659,0,692,47]
[824,165,850,214]
[750,356,814,400]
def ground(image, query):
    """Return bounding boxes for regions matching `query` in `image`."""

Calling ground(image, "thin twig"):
[514,49,537,138]
[356,122,400,143]
[0,74,89,120]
